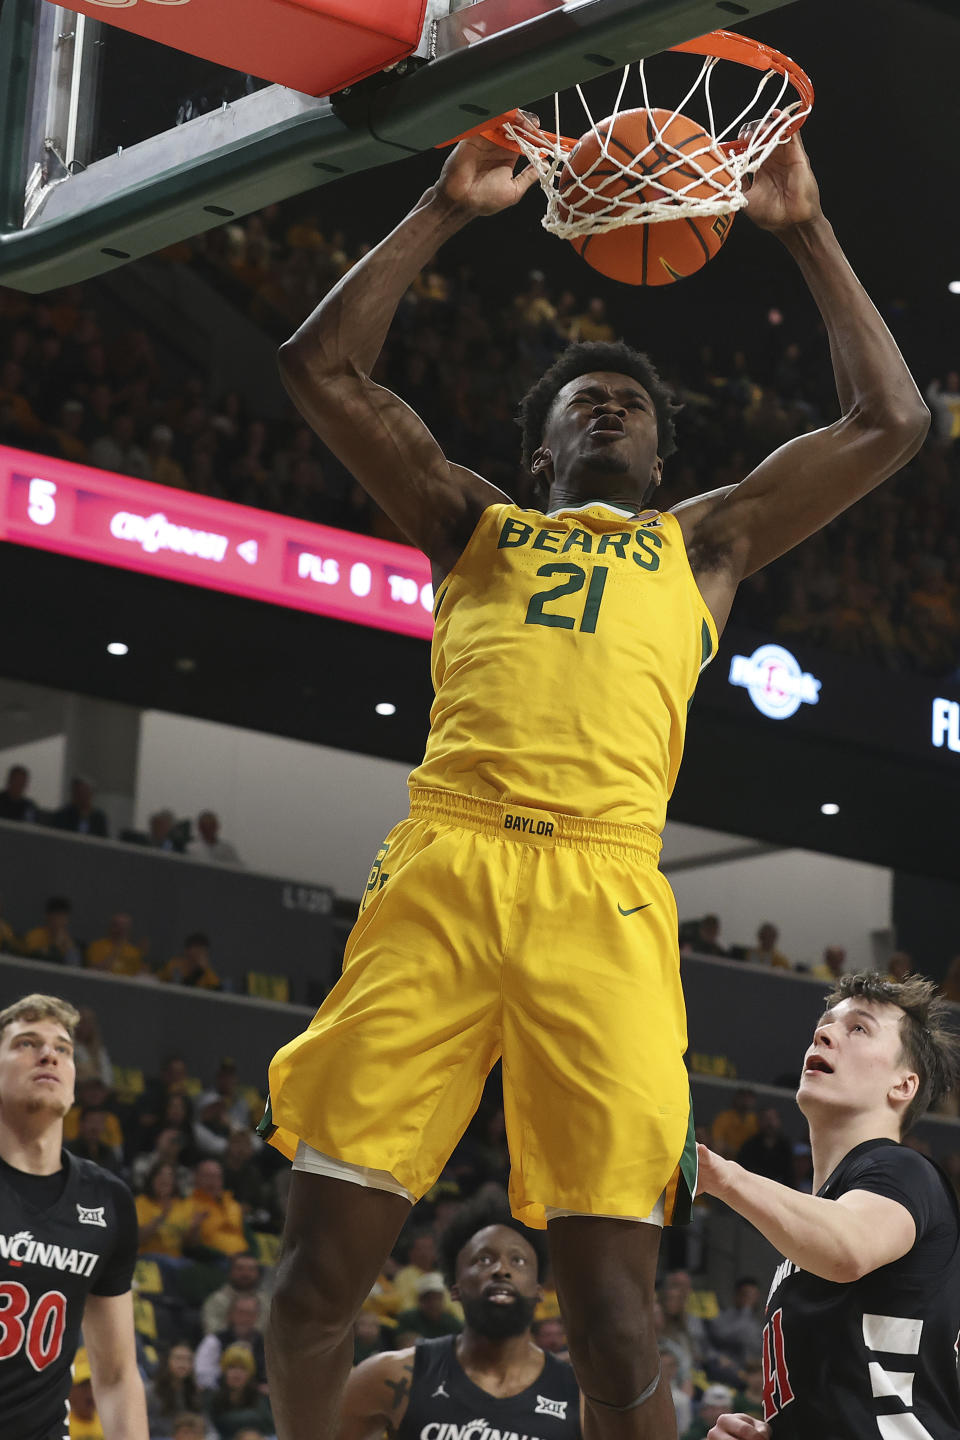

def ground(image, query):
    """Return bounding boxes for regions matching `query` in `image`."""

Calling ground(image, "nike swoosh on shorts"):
[617,903,651,916]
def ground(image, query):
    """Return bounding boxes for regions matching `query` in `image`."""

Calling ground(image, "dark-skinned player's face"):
[452,1224,542,1340]
[533,371,662,501]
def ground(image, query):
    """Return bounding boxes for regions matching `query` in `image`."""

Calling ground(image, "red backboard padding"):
[49,0,428,98]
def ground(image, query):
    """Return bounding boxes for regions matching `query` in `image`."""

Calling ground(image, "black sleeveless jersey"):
[0,1150,138,1440]
[762,1139,960,1439]
[396,1336,582,1440]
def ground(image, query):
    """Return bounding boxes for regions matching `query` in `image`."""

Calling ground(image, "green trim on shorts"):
[256,1095,276,1141]
[671,1092,698,1227]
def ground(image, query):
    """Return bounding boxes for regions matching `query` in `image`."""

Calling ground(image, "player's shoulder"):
[836,1139,953,1203]
[67,1154,137,1222]
[347,1344,416,1403]
[69,1152,131,1196]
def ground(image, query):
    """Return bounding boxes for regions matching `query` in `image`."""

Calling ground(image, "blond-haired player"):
[0,994,147,1440]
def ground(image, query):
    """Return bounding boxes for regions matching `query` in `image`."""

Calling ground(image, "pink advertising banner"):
[0,445,434,641]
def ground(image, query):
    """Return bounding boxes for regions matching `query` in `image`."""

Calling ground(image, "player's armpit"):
[336,1347,416,1440]
[832,1189,917,1280]
[278,352,507,572]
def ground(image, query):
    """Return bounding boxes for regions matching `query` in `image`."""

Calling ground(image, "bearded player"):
[699,972,960,1439]
[338,1198,580,1440]
[259,116,930,1440]
[0,994,147,1440]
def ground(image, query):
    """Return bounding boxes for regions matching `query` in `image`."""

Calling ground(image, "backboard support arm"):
[0,0,795,293]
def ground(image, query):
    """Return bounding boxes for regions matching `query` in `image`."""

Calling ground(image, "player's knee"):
[269,1242,359,1347]
[565,1303,658,1398]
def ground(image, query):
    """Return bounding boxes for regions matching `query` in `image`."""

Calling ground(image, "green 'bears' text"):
[497,517,662,572]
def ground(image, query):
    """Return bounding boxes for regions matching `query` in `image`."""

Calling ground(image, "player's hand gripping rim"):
[436,113,541,219]
[739,109,822,233]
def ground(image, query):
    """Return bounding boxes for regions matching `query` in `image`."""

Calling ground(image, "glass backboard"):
[0,0,794,293]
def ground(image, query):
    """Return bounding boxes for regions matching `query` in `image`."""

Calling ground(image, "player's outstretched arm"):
[678,128,929,616]
[82,1291,149,1440]
[279,131,538,572]
[696,1144,916,1283]
[336,1346,416,1440]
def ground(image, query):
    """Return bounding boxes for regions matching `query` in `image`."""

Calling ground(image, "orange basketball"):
[558,107,735,286]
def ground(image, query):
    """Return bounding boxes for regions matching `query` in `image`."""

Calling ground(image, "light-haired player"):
[698,973,960,1439]
[0,994,147,1440]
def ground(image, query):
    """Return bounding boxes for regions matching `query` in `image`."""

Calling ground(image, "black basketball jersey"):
[763,1139,960,1439]
[396,1336,582,1440]
[0,1150,138,1440]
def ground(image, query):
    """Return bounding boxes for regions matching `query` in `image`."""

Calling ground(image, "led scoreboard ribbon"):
[4,444,960,770]
[0,444,435,641]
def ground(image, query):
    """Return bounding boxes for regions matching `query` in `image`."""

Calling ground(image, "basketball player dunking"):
[338,1199,580,1440]
[258,124,930,1440]
[699,973,960,1439]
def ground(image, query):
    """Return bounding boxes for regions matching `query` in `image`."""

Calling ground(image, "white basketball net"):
[504,49,812,240]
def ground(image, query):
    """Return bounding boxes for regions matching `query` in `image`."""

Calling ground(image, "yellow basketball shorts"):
[261,787,696,1229]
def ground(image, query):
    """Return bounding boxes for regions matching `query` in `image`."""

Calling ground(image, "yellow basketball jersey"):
[409,500,718,834]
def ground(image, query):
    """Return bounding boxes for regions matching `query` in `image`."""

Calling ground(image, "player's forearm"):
[280,187,471,384]
[780,216,928,437]
[715,1161,859,1282]
[94,1371,149,1440]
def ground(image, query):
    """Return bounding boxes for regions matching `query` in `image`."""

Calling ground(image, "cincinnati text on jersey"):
[419,1421,561,1440]
[767,1256,800,1306]
[0,1229,100,1276]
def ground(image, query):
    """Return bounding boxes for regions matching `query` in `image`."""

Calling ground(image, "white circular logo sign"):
[727,643,821,721]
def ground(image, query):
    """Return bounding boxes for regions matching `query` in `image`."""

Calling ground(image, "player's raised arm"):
[336,1347,416,1440]
[676,127,929,621]
[278,132,538,573]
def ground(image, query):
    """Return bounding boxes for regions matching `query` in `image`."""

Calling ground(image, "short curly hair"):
[517,340,681,475]
[824,971,960,1134]
[438,1193,549,1289]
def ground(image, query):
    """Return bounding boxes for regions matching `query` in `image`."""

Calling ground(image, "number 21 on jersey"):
[762,1309,795,1421]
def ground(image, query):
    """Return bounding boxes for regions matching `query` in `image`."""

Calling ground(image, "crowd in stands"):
[0,890,225,990]
[0,762,242,864]
[1,207,959,677]
[678,911,959,991]
[5,764,960,1001]
[32,989,960,1440]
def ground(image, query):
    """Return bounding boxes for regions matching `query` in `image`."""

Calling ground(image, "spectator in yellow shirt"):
[810,944,848,982]
[63,1076,124,1152]
[710,1088,759,1159]
[157,933,221,990]
[745,921,792,970]
[86,912,149,976]
[136,1161,196,1258]
[23,895,82,966]
[568,296,617,344]
[183,1159,248,1257]
[0,895,17,953]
